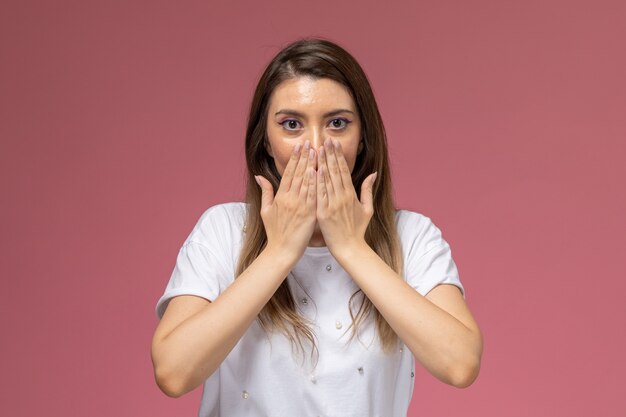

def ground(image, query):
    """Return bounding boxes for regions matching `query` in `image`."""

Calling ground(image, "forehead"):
[268,77,355,111]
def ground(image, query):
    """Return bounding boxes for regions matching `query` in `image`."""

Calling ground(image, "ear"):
[265,138,274,158]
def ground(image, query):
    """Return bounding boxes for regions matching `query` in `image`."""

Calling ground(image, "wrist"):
[261,244,301,271]
[331,239,372,265]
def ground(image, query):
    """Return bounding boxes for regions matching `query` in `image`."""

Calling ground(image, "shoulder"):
[185,202,248,247]
[197,201,247,225]
[394,208,463,295]
[394,208,451,254]
[395,209,430,228]
[395,209,444,240]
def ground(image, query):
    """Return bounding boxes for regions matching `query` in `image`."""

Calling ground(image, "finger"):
[255,175,274,210]
[360,172,377,210]
[289,141,311,195]
[277,142,302,194]
[298,147,315,201]
[333,140,354,194]
[318,145,334,197]
[324,138,344,192]
[306,166,317,208]
[317,164,328,209]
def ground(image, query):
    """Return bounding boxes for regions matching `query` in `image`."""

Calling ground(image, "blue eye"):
[280,119,301,131]
[329,118,350,129]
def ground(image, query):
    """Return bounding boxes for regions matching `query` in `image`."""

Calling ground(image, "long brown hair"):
[236,38,403,357]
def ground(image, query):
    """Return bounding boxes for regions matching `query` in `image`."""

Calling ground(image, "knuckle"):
[274,193,285,207]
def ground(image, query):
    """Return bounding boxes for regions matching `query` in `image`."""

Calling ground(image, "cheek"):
[342,128,362,172]
[342,143,360,172]
[266,128,294,175]
[272,147,294,176]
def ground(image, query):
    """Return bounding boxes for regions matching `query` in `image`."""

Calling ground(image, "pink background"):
[1,0,625,416]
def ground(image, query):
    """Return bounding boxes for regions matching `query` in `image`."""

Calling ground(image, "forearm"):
[152,246,298,396]
[334,242,482,388]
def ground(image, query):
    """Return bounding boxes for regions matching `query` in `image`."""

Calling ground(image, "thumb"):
[360,172,377,209]
[255,175,274,209]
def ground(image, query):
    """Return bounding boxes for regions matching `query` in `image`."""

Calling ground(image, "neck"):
[307,223,326,247]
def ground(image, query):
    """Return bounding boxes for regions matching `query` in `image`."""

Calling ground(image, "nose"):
[310,127,324,151]
[310,128,329,170]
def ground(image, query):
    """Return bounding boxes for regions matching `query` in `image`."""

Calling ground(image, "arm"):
[333,242,483,388]
[151,247,298,397]
[151,142,318,397]
[316,138,482,388]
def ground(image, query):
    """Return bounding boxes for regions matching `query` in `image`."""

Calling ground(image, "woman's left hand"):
[316,138,377,257]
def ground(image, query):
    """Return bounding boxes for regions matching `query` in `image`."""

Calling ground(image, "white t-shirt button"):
[242,390,249,399]
[325,264,332,271]
[335,320,343,329]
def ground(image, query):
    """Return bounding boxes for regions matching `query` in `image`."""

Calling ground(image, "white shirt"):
[156,202,464,417]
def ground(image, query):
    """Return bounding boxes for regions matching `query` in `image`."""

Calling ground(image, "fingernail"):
[293,143,301,154]
[333,140,340,150]
[325,137,332,148]
[304,140,310,151]
[309,149,315,160]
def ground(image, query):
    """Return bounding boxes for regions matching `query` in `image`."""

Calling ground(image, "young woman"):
[151,38,483,416]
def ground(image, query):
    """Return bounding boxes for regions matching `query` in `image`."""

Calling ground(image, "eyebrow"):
[274,109,356,118]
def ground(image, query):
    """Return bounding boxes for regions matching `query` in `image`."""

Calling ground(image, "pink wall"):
[1,1,624,416]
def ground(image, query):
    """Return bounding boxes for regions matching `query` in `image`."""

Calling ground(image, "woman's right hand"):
[255,140,317,258]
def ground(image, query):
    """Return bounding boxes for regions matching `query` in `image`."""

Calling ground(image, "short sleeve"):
[155,203,244,319]
[398,210,465,298]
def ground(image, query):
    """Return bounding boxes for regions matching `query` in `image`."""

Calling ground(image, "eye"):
[329,118,351,129]
[279,119,302,131]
